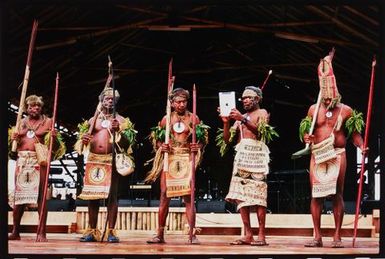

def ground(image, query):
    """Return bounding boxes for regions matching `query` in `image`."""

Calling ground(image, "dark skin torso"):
[10,103,52,242]
[86,113,125,154]
[80,95,124,233]
[159,111,201,149]
[303,98,365,245]
[219,94,269,244]
[149,96,201,243]
[305,102,363,148]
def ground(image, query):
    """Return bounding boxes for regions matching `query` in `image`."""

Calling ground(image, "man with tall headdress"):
[8,95,66,241]
[145,88,209,244]
[217,86,278,246]
[299,50,366,248]
[75,86,137,243]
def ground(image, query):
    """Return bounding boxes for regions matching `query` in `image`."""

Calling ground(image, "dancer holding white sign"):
[217,85,278,246]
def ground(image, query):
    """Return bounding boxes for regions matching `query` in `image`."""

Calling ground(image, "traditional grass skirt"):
[225,139,269,210]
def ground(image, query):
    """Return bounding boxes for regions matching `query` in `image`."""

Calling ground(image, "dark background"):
[3,0,384,214]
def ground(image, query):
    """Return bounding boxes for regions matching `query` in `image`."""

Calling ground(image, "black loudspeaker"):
[75,199,89,207]
[196,200,226,213]
[150,199,183,207]
[128,199,149,207]
[47,199,70,211]
[270,169,310,213]
[118,199,132,206]
[324,200,356,214]
[361,200,380,214]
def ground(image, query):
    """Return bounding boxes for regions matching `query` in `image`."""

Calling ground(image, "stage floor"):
[8,233,379,256]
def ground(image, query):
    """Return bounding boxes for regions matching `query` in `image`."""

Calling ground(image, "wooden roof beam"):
[204,42,256,58]
[225,43,254,62]
[249,21,333,28]
[343,6,379,26]
[120,43,175,55]
[116,5,166,16]
[36,16,166,50]
[182,16,365,48]
[306,6,378,47]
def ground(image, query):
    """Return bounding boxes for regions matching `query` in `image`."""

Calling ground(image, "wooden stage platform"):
[8,233,380,256]
[8,208,381,257]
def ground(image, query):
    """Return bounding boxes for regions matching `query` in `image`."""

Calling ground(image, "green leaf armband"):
[196,121,210,145]
[148,125,166,151]
[120,117,138,146]
[299,116,312,142]
[345,109,365,138]
[257,121,279,144]
[215,127,236,157]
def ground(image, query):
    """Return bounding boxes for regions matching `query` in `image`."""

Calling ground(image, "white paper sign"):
[219,91,236,116]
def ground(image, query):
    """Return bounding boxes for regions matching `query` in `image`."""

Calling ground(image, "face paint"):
[242,89,258,98]
[171,97,188,114]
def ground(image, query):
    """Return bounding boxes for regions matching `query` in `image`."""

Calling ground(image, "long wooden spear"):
[189,84,197,243]
[260,70,273,91]
[163,58,174,173]
[12,20,39,153]
[291,91,322,159]
[101,55,115,242]
[36,72,59,242]
[292,48,335,159]
[79,60,113,155]
[352,56,376,247]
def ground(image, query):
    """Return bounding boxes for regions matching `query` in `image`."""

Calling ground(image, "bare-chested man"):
[145,88,209,244]
[76,87,136,243]
[9,95,65,242]
[219,86,277,246]
[300,51,365,248]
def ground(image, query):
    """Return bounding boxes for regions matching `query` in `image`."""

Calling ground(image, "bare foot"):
[8,233,21,240]
[36,234,48,242]
[146,235,165,244]
[188,235,200,245]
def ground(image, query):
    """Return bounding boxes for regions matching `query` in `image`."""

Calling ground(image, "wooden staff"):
[292,48,335,159]
[12,20,39,152]
[352,56,376,247]
[163,58,174,173]
[36,72,59,241]
[260,70,273,91]
[101,56,116,242]
[291,91,322,159]
[189,84,197,243]
[79,60,113,154]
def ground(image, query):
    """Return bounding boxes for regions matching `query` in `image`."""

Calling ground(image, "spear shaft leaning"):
[291,91,322,159]
[291,47,335,159]
[79,61,113,155]
[36,72,59,241]
[12,20,39,152]
[163,59,174,172]
[260,70,272,91]
[189,84,197,243]
[352,56,376,247]
[100,56,116,242]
